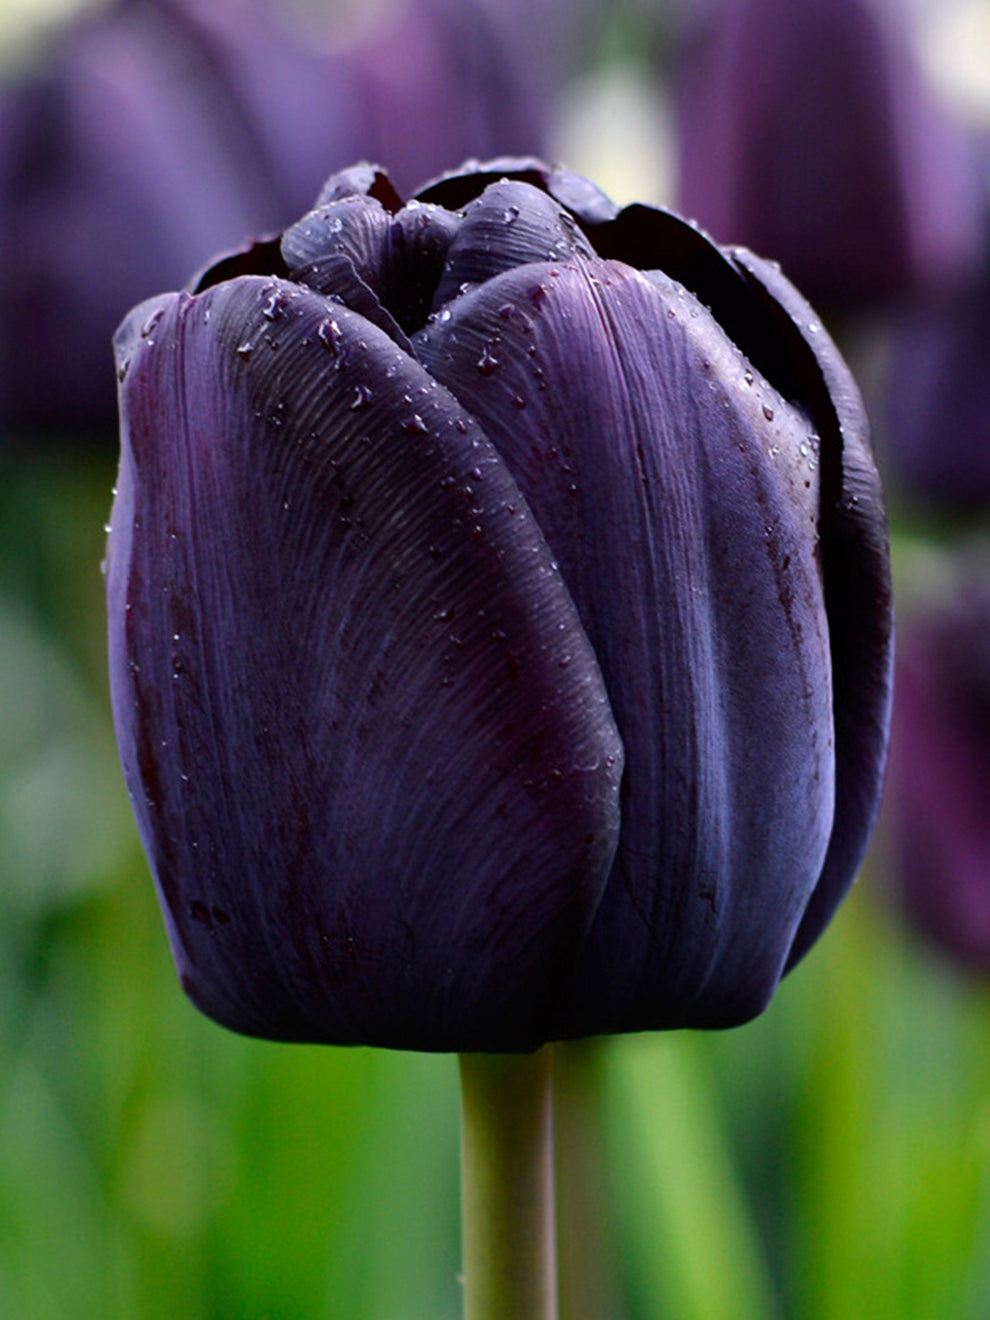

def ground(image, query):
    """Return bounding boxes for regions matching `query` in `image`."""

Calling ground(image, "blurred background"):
[3,0,990,1315]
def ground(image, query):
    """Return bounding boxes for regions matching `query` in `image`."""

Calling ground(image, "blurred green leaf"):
[0,598,132,924]
[605,1031,779,1320]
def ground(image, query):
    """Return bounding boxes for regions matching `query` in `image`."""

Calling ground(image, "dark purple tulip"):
[887,570,990,967]
[106,158,893,1051]
[675,0,979,313]
[0,0,550,439]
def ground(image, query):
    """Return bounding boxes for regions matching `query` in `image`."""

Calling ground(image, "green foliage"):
[3,449,990,1319]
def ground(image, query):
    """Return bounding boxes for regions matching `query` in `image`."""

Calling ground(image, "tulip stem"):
[459,1047,558,1320]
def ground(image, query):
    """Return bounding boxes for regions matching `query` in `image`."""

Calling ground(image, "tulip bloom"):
[675,0,979,312]
[106,158,893,1052]
[884,232,990,509]
[0,0,549,438]
[887,572,990,967]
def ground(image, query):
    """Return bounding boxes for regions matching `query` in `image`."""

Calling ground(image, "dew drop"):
[317,318,342,355]
[350,384,373,411]
[402,413,429,434]
[236,341,255,361]
[477,343,499,375]
[762,404,775,421]
[262,288,291,322]
[529,283,548,309]
[141,307,165,338]
[743,370,754,386]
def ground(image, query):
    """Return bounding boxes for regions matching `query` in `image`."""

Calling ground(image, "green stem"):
[554,1040,618,1320]
[459,1047,558,1320]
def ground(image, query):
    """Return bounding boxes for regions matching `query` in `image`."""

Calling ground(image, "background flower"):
[885,557,990,966]
[0,0,552,439]
[674,0,980,315]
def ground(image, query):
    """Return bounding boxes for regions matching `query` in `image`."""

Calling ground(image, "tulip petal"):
[108,274,624,1051]
[730,248,893,965]
[415,255,836,1033]
[430,179,596,308]
[314,162,403,212]
[415,156,619,226]
[281,195,393,282]
[281,192,459,333]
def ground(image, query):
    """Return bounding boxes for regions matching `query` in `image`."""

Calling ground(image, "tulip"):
[883,189,990,510]
[0,0,550,439]
[675,0,979,313]
[0,0,357,437]
[887,567,990,967]
[344,0,553,197]
[106,157,893,1053]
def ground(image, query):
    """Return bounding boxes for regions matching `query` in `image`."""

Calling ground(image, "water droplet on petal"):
[317,318,342,355]
[236,341,255,361]
[402,413,429,434]
[477,343,499,375]
[350,384,373,411]
[762,404,775,421]
[141,307,165,337]
[263,288,291,322]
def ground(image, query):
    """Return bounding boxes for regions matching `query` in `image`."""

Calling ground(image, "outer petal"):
[415,256,836,1034]
[107,275,623,1052]
[730,249,894,965]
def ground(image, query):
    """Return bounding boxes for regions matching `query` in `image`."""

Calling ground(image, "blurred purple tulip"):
[884,166,990,509]
[887,569,990,967]
[345,0,551,197]
[675,0,979,314]
[0,0,550,440]
[105,158,893,1051]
